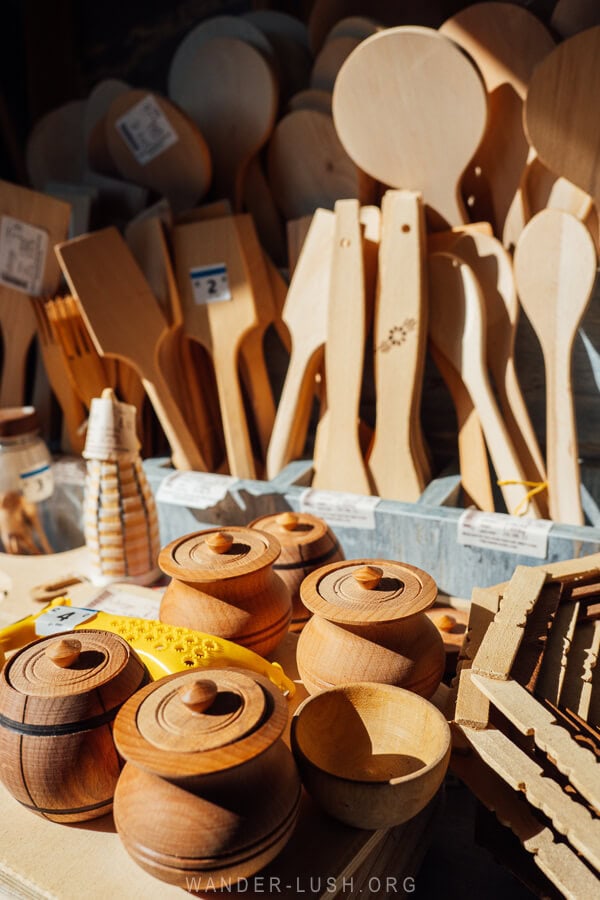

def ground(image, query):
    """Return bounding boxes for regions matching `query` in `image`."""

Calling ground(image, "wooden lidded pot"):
[296,559,445,698]
[0,630,147,822]
[113,667,302,890]
[249,511,345,632]
[159,526,292,657]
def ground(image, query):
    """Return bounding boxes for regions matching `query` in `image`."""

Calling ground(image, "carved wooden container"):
[0,630,147,822]
[296,559,445,697]
[159,527,292,657]
[113,667,301,890]
[249,511,345,632]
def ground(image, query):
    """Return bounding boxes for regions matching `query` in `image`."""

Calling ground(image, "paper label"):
[19,462,54,502]
[299,489,380,529]
[82,587,161,620]
[190,264,231,304]
[35,606,97,636]
[83,395,139,459]
[0,216,48,295]
[457,508,553,559]
[156,471,239,509]
[116,94,178,165]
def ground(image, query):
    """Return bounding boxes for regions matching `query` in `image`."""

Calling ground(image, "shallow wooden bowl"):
[290,682,451,830]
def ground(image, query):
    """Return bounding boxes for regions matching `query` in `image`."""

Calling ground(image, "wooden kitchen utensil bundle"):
[451,553,600,896]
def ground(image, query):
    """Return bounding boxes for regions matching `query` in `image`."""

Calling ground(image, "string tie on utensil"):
[497,480,548,517]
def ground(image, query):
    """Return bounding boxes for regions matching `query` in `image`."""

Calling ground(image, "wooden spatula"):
[525,27,600,223]
[428,252,542,518]
[169,36,278,210]
[267,108,375,221]
[55,227,209,472]
[312,199,372,494]
[172,216,260,478]
[0,181,71,407]
[367,190,428,501]
[332,26,487,230]
[513,209,597,525]
[104,89,212,214]
[441,2,554,239]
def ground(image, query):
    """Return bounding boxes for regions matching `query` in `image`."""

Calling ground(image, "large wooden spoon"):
[513,209,597,525]
[428,252,541,518]
[332,26,487,230]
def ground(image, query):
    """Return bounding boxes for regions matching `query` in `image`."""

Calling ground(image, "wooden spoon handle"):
[0,299,36,406]
[143,362,209,472]
[210,341,257,480]
[546,346,583,525]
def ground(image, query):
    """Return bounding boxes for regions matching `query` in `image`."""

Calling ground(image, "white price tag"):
[82,587,161,620]
[116,94,178,165]
[156,471,239,509]
[299,489,380,530]
[35,606,97,636]
[189,264,231,304]
[19,462,54,502]
[0,216,48,295]
[457,508,553,560]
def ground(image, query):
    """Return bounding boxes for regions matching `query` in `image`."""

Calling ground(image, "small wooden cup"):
[291,682,451,829]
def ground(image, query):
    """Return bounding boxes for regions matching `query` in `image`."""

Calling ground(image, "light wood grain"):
[513,208,597,524]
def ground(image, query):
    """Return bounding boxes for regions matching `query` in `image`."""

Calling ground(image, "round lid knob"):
[159,527,281,582]
[113,667,288,778]
[300,559,438,624]
[276,512,299,531]
[46,638,82,668]
[249,512,336,553]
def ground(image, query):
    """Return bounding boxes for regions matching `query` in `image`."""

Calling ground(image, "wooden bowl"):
[290,682,451,830]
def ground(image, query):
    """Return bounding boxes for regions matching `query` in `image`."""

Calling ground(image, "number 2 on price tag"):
[189,264,231,305]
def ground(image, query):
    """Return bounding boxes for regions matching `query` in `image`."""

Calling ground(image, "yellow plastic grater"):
[0,598,295,697]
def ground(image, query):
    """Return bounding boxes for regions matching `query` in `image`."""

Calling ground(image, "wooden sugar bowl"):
[297,559,445,697]
[113,667,301,890]
[159,527,292,657]
[249,511,345,632]
[0,630,147,822]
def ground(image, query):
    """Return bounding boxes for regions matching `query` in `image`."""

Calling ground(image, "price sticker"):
[156,471,239,509]
[189,264,231,305]
[299,489,380,530]
[116,94,178,165]
[19,462,54,502]
[0,216,48,295]
[457,508,553,559]
[83,587,161,620]
[35,606,98,636]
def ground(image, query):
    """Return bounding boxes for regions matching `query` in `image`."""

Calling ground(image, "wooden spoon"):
[513,209,597,525]
[428,252,541,518]
[104,89,212,215]
[332,26,487,230]
[168,36,278,210]
[310,36,361,92]
[83,78,130,176]
[550,0,600,39]
[312,199,372,494]
[267,108,375,221]
[243,9,312,102]
[367,190,428,501]
[55,227,209,472]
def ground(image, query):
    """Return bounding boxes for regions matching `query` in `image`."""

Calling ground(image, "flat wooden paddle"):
[0,182,71,407]
[312,199,372,494]
[525,27,600,225]
[104,89,212,214]
[55,227,209,472]
[428,252,542,518]
[332,26,487,230]
[513,209,597,525]
[367,190,428,502]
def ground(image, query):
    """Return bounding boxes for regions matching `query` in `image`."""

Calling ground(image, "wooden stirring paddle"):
[513,209,597,525]
[428,252,542,518]
[55,227,209,472]
[332,26,487,230]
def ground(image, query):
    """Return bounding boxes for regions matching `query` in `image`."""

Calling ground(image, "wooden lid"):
[249,512,331,548]
[113,667,287,778]
[3,630,133,698]
[158,527,281,583]
[300,559,437,624]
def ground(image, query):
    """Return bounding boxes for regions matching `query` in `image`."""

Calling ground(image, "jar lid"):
[158,527,281,583]
[0,406,39,437]
[249,512,333,548]
[300,559,437,624]
[113,667,287,778]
